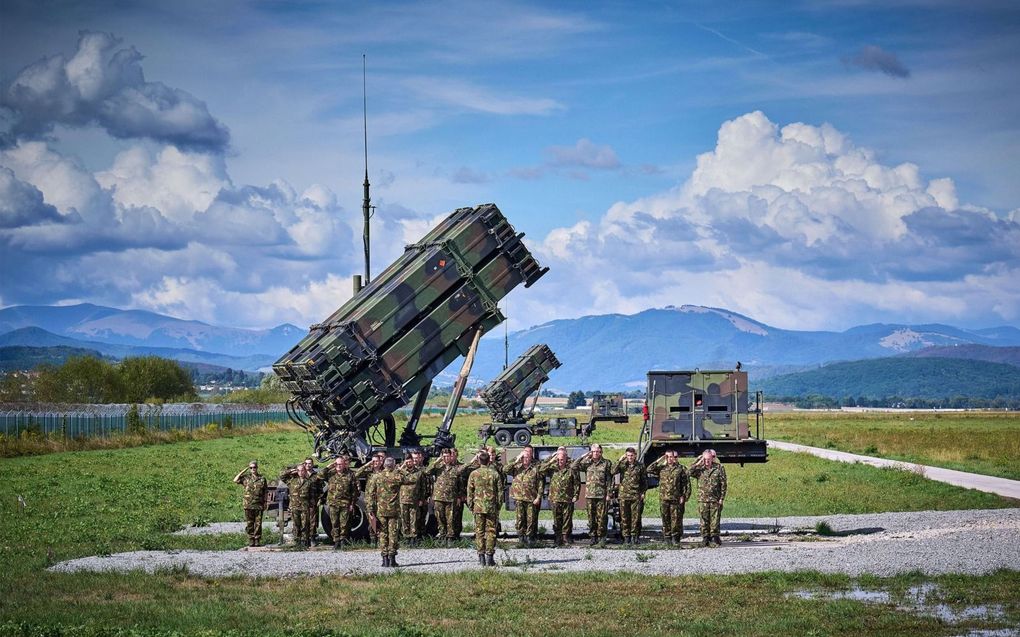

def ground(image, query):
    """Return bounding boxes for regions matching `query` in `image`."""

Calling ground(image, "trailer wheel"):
[513,429,532,446]
[494,429,512,446]
[319,503,370,541]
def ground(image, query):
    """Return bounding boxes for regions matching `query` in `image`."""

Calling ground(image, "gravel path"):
[54,508,1020,578]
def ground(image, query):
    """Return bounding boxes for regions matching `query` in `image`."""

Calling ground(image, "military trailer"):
[639,369,767,466]
[477,344,598,446]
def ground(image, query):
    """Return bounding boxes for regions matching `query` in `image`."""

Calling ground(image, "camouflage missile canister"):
[479,344,561,423]
[273,204,547,454]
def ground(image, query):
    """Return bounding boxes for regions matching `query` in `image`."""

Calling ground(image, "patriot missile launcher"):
[477,344,585,446]
[273,203,547,461]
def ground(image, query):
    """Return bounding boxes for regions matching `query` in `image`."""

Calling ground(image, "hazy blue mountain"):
[468,305,1020,392]
[757,357,1020,400]
[0,304,302,356]
[0,327,276,371]
[4,303,1019,391]
[900,344,1020,368]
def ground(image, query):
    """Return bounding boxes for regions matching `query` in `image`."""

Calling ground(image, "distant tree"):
[118,356,196,403]
[34,356,123,403]
[566,391,586,409]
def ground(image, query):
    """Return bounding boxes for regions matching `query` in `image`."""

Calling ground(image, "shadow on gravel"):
[829,527,885,537]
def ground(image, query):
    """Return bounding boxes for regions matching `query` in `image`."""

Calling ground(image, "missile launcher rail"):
[479,344,561,423]
[273,203,547,460]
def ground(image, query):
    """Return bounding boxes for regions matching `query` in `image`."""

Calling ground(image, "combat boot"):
[590,537,598,547]
[486,553,496,567]
[666,536,674,547]
[701,537,711,547]
[713,535,722,546]
[478,553,485,565]
[390,555,399,567]
[382,555,389,567]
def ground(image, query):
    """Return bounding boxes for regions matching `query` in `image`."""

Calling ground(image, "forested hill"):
[757,357,1020,401]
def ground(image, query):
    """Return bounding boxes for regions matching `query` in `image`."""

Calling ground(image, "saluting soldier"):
[398,452,426,545]
[279,463,321,548]
[412,450,431,539]
[356,451,386,547]
[689,449,727,547]
[451,448,468,540]
[368,457,411,567]
[539,447,579,547]
[233,460,267,547]
[506,445,543,547]
[426,448,470,546]
[467,451,503,566]
[614,447,647,544]
[572,444,614,547]
[321,455,360,549]
[647,450,691,546]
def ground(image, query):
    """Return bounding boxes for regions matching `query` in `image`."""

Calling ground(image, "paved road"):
[768,440,1020,500]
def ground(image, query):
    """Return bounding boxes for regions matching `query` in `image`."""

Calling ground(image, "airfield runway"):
[50,508,1020,577]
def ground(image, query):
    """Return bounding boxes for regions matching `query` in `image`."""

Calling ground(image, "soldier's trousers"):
[400,503,418,539]
[552,502,572,540]
[378,515,400,556]
[699,501,722,539]
[514,500,538,539]
[434,500,455,539]
[473,512,498,554]
[619,499,642,538]
[452,500,465,538]
[586,498,608,540]
[327,503,351,542]
[661,500,685,539]
[244,507,263,544]
[290,505,313,543]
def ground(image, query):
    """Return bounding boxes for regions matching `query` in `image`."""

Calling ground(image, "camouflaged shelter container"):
[641,369,767,464]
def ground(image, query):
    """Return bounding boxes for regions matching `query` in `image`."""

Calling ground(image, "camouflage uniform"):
[467,464,503,557]
[540,456,579,545]
[280,471,322,546]
[398,463,426,541]
[427,459,469,541]
[417,470,433,538]
[689,460,727,545]
[572,454,613,544]
[321,465,360,545]
[648,458,691,542]
[237,471,267,546]
[466,454,505,535]
[367,468,407,559]
[355,463,381,543]
[614,459,647,541]
[506,457,543,542]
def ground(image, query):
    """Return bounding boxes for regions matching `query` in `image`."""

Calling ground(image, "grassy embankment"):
[766,411,1020,480]
[0,419,1018,635]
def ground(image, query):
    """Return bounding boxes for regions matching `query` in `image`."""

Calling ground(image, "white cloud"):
[1,31,229,151]
[530,111,1020,330]
[401,77,564,116]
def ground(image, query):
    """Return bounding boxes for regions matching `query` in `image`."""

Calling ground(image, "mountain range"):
[2,303,1019,392]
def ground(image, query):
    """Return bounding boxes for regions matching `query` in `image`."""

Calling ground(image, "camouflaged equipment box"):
[273,203,547,459]
[479,344,561,423]
[589,393,628,424]
[641,369,767,464]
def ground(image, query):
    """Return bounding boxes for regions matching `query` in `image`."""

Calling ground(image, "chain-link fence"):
[0,403,296,438]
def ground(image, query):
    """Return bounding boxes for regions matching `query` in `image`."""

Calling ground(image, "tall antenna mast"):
[503,299,509,370]
[361,54,372,284]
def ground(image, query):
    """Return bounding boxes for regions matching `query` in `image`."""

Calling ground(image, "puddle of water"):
[788,585,1009,626]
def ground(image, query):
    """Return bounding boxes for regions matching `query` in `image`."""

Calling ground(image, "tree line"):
[0,355,197,404]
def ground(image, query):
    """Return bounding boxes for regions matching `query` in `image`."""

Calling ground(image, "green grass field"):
[765,411,1020,480]
[1,414,1018,635]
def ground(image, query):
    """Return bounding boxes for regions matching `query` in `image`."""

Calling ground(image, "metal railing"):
[0,403,296,438]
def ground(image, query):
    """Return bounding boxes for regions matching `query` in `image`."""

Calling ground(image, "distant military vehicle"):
[477,344,588,446]
[638,369,767,465]
[587,393,629,425]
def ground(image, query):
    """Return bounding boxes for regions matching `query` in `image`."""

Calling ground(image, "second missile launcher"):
[274,203,547,460]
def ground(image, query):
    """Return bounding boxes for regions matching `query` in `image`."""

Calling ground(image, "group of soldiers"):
[233,444,728,568]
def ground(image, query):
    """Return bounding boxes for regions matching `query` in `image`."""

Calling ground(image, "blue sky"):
[1,0,1018,332]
